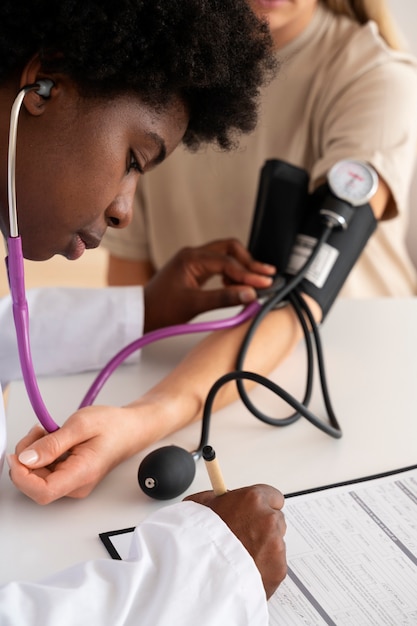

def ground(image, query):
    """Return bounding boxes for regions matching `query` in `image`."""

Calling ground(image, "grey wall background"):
[387,0,416,51]
[386,0,417,266]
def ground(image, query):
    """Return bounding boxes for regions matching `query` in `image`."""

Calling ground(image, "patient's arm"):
[8,298,312,504]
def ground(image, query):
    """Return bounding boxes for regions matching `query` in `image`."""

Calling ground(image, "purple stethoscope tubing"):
[77,300,261,409]
[6,84,262,433]
[7,236,62,433]
[8,242,260,433]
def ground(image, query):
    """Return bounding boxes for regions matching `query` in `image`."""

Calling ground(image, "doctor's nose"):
[105,180,136,230]
[106,205,131,229]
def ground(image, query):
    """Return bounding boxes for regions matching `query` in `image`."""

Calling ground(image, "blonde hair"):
[323,0,403,50]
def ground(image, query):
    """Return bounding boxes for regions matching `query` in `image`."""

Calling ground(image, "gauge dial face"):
[327,160,378,206]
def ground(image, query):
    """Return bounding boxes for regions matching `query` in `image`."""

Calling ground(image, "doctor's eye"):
[127,151,144,175]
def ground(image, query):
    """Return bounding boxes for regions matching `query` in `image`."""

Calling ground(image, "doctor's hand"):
[143,238,275,332]
[7,404,149,504]
[185,484,287,599]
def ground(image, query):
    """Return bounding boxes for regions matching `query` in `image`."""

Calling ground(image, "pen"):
[202,445,227,496]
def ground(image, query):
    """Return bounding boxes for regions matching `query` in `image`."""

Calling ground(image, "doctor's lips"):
[66,231,102,260]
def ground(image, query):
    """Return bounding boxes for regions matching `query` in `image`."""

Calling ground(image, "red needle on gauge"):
[348,171,364,181]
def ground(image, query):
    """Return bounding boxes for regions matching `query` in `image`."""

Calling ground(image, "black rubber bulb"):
[138,445,196,500]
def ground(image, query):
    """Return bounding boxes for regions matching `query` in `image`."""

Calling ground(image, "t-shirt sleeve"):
[310,31,417,220]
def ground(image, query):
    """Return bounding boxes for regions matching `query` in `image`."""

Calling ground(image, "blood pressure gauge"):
[321,159,378,230]
[327,159,378,206]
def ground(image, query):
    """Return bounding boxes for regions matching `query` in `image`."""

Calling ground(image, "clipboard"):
[99,464,417,624]
[285,461,417,497]
[99,526,135,561]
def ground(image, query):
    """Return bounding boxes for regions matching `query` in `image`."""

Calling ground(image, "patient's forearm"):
[127,302,314,447]
[8,297,321,505]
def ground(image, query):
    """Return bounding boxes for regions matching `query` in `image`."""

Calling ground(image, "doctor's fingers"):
[187,485,287,596]
[189,284,260,313]
[198,238,276,275]
[184,251,275,288]
[186,484,286,512]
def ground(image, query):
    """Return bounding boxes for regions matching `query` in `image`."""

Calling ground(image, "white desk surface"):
[1,298,416,584]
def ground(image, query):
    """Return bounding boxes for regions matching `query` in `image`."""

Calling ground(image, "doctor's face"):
[248,0,318,47]
[10,87,188,261]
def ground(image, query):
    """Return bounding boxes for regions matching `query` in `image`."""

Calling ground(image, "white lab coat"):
[0,286,145,386]
[0,284,144,482]
[0,286,268,625]
[0,501,268,625]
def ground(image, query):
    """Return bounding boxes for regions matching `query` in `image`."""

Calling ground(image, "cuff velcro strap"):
[286,185,377,319]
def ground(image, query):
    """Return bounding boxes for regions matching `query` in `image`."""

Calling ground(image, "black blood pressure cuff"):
[248,160,310,272]
[286,184,377,319]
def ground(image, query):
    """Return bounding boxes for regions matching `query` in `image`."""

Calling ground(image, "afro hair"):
[0,0,277,149]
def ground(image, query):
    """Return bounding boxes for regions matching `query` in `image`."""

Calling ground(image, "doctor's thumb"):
[198,285,257,314]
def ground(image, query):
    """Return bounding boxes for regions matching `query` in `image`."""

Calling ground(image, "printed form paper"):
[99,467,417,624]
[269,467,417,625]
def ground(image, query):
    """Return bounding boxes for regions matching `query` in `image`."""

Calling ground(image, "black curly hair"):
[0,0,277,150]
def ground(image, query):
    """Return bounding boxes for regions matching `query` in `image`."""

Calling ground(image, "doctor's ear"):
[19,54,55,116]
[20,78,55,116]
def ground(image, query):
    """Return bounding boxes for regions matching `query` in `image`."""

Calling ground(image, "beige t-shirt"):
[103,2,417,297]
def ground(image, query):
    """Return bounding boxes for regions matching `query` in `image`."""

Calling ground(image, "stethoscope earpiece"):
[35,79,54,98]
[138,445,196,500]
